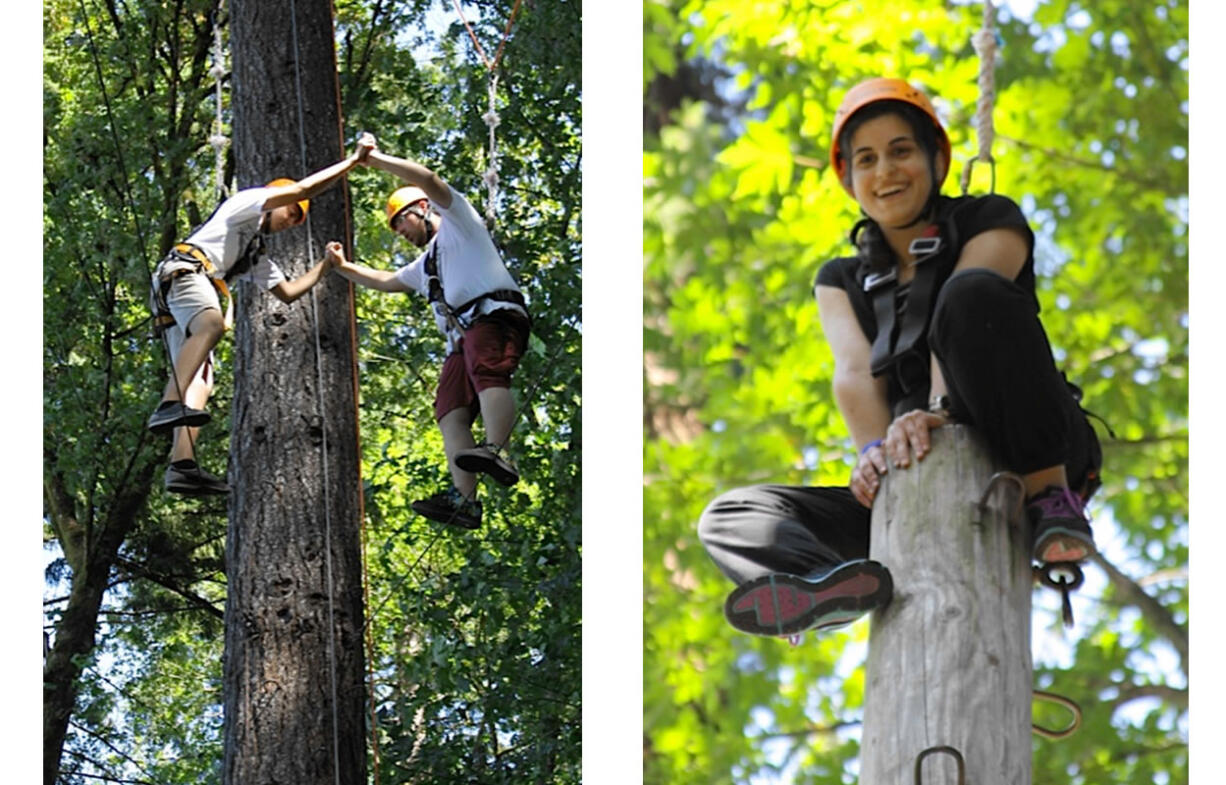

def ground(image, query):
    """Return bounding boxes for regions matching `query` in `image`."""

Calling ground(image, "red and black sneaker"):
[723,560,893,638]
[1028,485,1096,565]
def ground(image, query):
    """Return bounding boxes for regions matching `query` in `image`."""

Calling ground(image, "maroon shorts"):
[434,310,530,422]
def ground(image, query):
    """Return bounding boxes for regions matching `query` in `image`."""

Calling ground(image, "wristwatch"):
[929,394,953,419]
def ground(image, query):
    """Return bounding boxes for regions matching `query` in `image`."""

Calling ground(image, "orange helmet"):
[265,177,310,219]
[385,186,429,228]
[829,78,950,195]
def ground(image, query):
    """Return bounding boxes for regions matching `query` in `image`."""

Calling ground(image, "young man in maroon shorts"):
[326,134,528,530]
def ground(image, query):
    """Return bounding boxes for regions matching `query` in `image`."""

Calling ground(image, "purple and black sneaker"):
[723,560,893,638]
[1028,485,1096,565]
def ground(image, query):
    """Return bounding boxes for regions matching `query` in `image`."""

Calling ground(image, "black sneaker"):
[723,560,893,638]
[1028,485,1096,564]
[411,487,483,530]
[454,444,519,486]
[165,460,228,495]
[147,400,211,435]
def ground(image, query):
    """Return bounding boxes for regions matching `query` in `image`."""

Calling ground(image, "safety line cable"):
[961,0,998,195]
[78,0,206,499]
[289,2,342,783]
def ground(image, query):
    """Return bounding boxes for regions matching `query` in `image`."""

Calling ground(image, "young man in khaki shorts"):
[325,134,529,530]
[148,136,375,495]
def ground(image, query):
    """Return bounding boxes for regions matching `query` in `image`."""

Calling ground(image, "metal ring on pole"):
[971,469,1024,527]
[1032,689,1084,740]
[914,745,966,785]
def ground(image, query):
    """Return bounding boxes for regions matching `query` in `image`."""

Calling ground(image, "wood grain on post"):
[861,425,1032,785]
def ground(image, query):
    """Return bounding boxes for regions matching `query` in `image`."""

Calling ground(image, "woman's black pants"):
[699,268,1097,585]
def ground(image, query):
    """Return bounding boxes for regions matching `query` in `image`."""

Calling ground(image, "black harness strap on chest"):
[422,239,530,329]
[423,239,446,305]
[864,209,962,394]
[224,233,266,283]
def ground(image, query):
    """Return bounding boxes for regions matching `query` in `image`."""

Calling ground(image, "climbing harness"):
[857,200,970,412]
[451,0,524,228]
[962,0,999,195]
[149,243,239,333]
[421,238,530,334]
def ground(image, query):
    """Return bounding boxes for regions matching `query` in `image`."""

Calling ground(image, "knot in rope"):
[483,74,501,227]
[961,0,999,195]
[210,9,228,197]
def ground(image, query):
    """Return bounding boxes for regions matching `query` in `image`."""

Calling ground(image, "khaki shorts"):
[155,269,221,387]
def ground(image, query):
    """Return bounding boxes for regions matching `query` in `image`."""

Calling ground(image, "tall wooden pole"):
[861,425,1033,784]
[223,1,366,783]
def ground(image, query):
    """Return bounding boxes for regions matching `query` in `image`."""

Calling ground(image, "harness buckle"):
[863,267,897,293]
[908,235,942,262]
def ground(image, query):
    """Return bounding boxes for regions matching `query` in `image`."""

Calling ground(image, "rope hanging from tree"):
[961,0,998,195]
[451,0,524,228]
[208,6,229,199]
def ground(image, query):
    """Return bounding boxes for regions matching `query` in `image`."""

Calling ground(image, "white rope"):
[209,8,228,199]
[482,73,500,228]
[962,0,999,194]
[288,2,342,783]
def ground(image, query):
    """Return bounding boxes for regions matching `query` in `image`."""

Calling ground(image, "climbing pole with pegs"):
[451,0,524,228]
[961,0,998,195]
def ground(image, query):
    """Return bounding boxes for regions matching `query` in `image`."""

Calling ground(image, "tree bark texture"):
[861,425,1033,785]
[224,2,365,784]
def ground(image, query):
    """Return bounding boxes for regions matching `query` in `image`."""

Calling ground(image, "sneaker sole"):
[410,501,481,531]
[454,452,519,487]
[148,411,211,436]
[1035,528,1096,564]
[166,480,228,496]
[724,561,893,637]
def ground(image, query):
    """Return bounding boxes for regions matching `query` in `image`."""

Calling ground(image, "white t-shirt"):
[393,187,526,353]
[161,187,286,290]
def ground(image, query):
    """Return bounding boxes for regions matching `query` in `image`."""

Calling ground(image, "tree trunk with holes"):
[224,2,366,783]
[860,425,1033,785]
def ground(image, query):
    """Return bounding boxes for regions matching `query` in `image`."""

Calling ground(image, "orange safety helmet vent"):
[386,186,430,228]
[265,177,310,219]
[829,78,951,195]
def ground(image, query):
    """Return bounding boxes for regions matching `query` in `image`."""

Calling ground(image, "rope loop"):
[1032,689,1084,740]
[961,0,999,195]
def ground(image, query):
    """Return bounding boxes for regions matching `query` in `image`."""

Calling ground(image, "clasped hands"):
[849,408,950,508]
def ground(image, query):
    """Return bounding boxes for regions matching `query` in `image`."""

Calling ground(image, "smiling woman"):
[697,76,1103,643]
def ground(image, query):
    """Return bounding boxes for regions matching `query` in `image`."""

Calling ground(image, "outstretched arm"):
[262,135,377,212]
[365,148,453,209]
[324,241,411,293]
[268,255,334,304]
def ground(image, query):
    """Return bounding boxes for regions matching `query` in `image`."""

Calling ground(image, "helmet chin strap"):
[406,204,437,245]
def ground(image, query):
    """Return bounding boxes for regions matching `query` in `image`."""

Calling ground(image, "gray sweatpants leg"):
[697,484,872,585]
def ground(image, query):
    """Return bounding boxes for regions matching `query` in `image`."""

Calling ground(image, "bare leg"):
[161,309,224,403]
[476,386,515,450]
[170,371,214,463]
[438,408,478,497]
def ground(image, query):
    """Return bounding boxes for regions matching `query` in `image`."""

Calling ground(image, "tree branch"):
[114,557,224,619]
[1091,550,1187,673]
